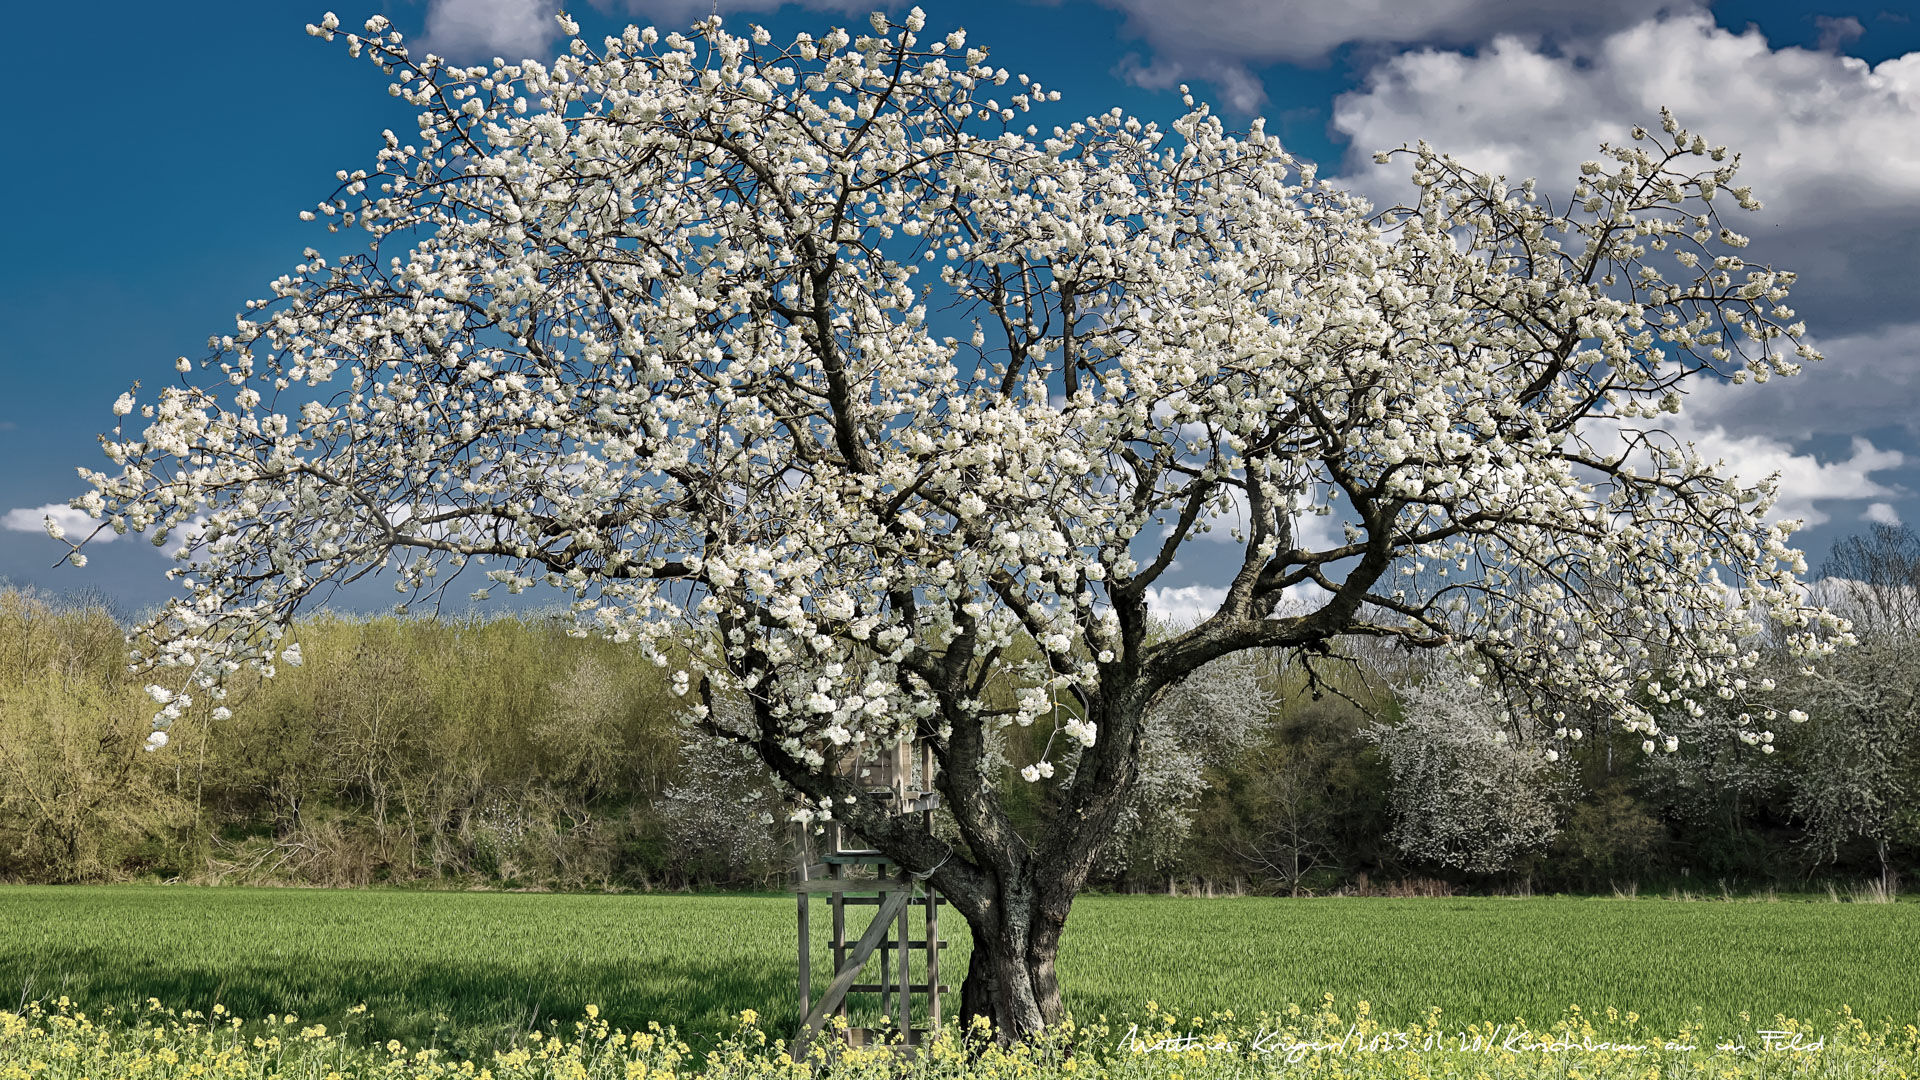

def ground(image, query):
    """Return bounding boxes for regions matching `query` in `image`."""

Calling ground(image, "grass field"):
[3,886,1917,1057]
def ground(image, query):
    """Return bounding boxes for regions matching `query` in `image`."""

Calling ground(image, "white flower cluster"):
[73,17,1838,784]
[1368,665,1569,873]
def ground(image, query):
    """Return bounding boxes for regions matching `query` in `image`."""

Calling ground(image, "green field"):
[3,887,1917,1056]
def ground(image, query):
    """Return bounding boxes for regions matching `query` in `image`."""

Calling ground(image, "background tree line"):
[2,526,1915,894]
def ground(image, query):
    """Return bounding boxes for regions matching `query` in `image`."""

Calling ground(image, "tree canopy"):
[60,8,1847,1038]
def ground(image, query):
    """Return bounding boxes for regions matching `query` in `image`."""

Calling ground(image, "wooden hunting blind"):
[793,737,946,1055]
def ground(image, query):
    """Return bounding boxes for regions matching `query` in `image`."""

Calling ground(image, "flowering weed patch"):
[4,999,1919,1080]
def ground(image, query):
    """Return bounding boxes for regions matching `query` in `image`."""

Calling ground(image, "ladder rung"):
[847,983,952,994]
[830,940,946,962]
[840,1027,938,1046]
[795,877,910,894]
[837,939,946,952]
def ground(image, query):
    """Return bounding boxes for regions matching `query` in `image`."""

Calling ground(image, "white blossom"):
[66,17,1834,816]
[1367,664,1567,873]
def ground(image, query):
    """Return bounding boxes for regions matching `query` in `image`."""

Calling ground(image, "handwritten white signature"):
[1119,1023,1826,1063]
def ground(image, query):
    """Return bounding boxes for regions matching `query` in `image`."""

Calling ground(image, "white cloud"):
[1146,584,1227,627]
[1184,479,1352,555]
[1696,431,1900,528]
[425,0,887,66]
[1323,13,1920,524]
[3,505,217,560]
[1864,502,1902,527]
[2,505,116,544]
[422,0,563,62]
[1097,0,1689,111]
[1596,401,1904,529]
[1145,575,1332,627]
[1815,15,1865,53]
[1334,14,1920,224]
[1803,575,1920,630]
[1676,321,1920,441]
[1330,13,1920,332]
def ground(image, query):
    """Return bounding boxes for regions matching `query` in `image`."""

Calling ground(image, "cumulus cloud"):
[2,505,116,544]
[422,0,563,62]
[3,505,216,560]
[1146,584,1227,627]
[1324,14,1920,530]
[1184,482,1349,554]
[1330,13,1920,333]
[1096,0,1690,111]
[1695,431,1900,528]
[1864,502,1902,527]
[1595,393,1905,529]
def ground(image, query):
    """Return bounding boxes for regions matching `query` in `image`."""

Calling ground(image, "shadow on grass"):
[6,948,805,1058]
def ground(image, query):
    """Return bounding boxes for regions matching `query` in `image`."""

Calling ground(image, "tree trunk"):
[766,674,1146,1046]
[949,869,1070,1042]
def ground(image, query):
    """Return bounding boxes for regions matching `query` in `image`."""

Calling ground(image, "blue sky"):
[3,0,1918,621]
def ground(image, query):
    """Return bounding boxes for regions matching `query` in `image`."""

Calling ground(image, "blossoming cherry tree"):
[64,9,1844,1039]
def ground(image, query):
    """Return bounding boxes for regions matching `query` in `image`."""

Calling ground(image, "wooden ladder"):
[794,836,946,1056]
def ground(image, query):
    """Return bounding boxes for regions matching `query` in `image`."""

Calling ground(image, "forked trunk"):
[929,698,1147,1043]
[840,696,1144,1045]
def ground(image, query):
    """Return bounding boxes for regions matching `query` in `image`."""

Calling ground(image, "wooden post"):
[797,827,812,1029]
[920,738,940,1033]
[925,876,940,1029]
[879,911,891,1017]
[896,867,911,1033]
[830,856,847,1023]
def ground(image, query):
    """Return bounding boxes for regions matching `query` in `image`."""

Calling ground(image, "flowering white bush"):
[61,8,1845,1037]
[1787,526,1920,889]
[1099,649,1281,878]
[1367,664,1569,874]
